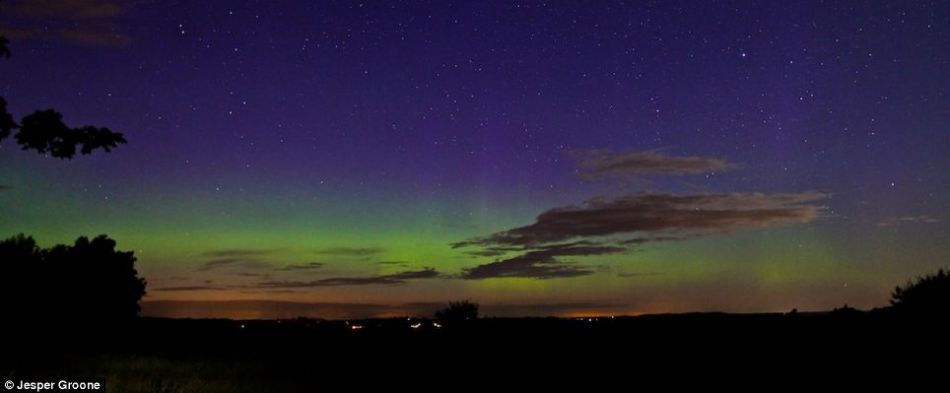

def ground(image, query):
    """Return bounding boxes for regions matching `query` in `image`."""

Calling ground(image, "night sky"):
[1,0,948,319]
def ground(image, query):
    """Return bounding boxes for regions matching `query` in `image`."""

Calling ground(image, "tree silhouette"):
[0,97,15,141]
[890,268,950,316]
[0,234,147,326]
[14,110,126,158]
[0,35,10,58]
[0,34,126,158]
[435,300,479,324]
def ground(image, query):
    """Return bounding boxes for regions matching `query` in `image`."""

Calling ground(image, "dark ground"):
[1,310,946,391]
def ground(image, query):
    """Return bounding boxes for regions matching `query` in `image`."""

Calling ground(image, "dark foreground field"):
[2,310,946,391]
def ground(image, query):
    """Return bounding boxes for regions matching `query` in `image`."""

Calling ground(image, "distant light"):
[239,324,246,329]
[350,324,364,330]
[432,322,442,328]
[410,323,422,329]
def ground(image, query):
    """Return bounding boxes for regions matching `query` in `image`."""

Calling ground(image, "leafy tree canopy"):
[0,35,126,158]
[891,268,950,315]
[0,234,147,325]
[435,300,479,323]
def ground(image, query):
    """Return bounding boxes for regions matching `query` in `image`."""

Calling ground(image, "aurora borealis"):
[1,0,948,318]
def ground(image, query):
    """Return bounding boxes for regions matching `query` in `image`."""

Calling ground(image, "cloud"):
[238,290,298,294]
[201,248,279,258]
[56,27,130,47]
[9,0,127,20]
[617,272,664,278]
[460,242,625,280]
[878,215,940,227]
[257,268,440,288]
[151,285,226,292]
[461,246,524,258]
[313,246,384,257]
[376,261,410,267]
[460,254,590,280]
[455,192,828,248]
[274,262,325,271]
[454,192,828,280]
[572,148,737,179]
[193,249,282,271]
[197,257,272,271]
[0,0,132,47]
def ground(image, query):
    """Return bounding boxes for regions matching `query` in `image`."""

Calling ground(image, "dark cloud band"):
[257,268,439,288]
[457,192,828,248]
[455,192,829,280]
[572,148,737,179]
